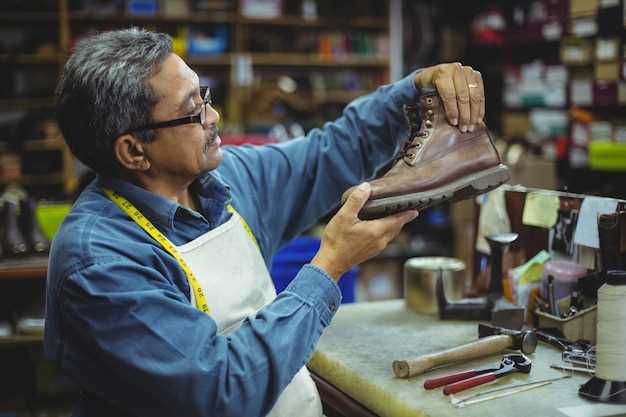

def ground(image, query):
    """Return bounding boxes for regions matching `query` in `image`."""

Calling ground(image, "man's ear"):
[113,134,151,172]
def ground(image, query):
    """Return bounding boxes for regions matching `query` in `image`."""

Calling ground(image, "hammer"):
[392,324,537,379]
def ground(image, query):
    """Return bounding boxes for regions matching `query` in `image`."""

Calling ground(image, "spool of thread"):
[579,270,626,404]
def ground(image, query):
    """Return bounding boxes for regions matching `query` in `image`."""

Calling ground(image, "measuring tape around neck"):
[104,188,211,314]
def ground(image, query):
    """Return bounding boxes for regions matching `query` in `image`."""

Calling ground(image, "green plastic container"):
[35,202,72,241]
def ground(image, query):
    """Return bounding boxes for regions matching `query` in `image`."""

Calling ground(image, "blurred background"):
[0,0,625,415]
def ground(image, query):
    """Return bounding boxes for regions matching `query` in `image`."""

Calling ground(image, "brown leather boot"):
[19,199,50,254]
[1,200,28,256]
[343,87,510,220]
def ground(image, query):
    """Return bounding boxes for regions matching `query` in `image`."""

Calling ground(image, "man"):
[45,28,485,417]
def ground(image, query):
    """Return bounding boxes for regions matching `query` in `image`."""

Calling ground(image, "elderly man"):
[45,28,485,417]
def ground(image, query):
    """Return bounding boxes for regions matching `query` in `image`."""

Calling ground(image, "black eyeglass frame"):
[124,86,211,135]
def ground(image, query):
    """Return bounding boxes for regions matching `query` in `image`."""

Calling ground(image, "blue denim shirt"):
[44,73,418,417]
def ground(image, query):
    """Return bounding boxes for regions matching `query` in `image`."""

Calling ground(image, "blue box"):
[127,0,158,16]
[271,236,356,303]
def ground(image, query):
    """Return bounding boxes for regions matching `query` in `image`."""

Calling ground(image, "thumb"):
[341,182,371,217]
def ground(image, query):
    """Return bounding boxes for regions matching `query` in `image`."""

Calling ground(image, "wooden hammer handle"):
[392,335,512,379]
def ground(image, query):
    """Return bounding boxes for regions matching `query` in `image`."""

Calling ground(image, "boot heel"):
[470,164,511,191]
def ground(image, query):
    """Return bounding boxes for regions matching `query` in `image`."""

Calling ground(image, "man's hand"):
[415,63,485,134]
[311,183,418,282]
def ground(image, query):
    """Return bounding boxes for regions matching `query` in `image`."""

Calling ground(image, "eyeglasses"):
[124,86,211,134]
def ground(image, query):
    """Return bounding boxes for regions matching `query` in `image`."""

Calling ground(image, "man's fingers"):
[367,210,418,234]
[474,70,486,123]
[453,64,471,132]
[341,182,371,218]
[463,66,482,131]
[435,76,458,127]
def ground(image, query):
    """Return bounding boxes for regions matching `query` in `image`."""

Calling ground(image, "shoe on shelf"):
[19,199,50,255]
[1,199,28,257]
[343,87,510,220]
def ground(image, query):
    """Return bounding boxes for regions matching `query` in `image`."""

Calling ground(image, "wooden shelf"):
[249,53,388,67]
[0,174,65,186]
[20,173,64,186]
[69,11,237,24]
[0,334,43,347]
[185,55,233,66]
[0,13,58,22]
[0,255,48,280]
[21,138,65,151]
[0,139,64,154]
[0,54,64,65]
[238,15,388,29]
[186,53,388,67]
[313,90,371,104]
[67,12,387,28]
[0,97,57,110]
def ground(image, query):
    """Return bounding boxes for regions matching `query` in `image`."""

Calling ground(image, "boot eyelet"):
[425,121,433,128]
[427,109,434,116]
[426,98,433,104]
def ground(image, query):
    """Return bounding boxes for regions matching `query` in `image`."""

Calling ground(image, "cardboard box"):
[560,37,593,65]
[595,61,620,81]
[619,82,626,104]
[570,0,599,16]
[570,17,598,36]
[356,258,403,301]
[508,154,557,190]
[595,38,620,61]
[570,78,594,105]
[502,111,531,138]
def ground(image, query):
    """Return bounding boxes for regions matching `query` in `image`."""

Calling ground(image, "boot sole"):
[359,164,510,220]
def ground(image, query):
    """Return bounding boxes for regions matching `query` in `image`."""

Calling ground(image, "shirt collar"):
[98,172,231,229]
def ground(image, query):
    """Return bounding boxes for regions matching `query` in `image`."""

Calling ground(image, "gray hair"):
[56,28,172,175]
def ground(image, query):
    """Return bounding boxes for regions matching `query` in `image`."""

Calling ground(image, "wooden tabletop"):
[307,300,626,417]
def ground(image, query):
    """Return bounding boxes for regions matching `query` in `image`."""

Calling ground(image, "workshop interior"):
[1,0,626,416]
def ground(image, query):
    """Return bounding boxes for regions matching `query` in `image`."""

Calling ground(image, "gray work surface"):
[308,300,626,417]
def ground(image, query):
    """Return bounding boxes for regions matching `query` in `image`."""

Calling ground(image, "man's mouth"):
[206,127,220,146]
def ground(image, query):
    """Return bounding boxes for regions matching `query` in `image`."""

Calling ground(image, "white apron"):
[176,212,323,417]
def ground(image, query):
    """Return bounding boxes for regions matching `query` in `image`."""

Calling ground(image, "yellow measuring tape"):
[103,188,259,315]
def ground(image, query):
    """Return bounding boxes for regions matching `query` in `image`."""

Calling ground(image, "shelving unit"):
[0,0,390,197]
[468,1,626,198]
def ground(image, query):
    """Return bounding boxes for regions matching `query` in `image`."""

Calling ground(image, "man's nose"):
[205,104,220,128]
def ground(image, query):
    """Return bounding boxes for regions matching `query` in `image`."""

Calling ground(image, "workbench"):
[308,300,626,417]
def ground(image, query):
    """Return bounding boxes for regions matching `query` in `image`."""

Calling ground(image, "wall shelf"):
[0,97,57,110]
[0,255,48,281]
[66,13,387,29]
[249,53,388,67]
[0,334,43,347]
[313,90,371,104]
[69,11,237,24]
[186,54,388,67]
[0,54,64,65]
[0,13,59,22]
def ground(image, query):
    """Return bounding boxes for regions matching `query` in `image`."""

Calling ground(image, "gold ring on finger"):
[468,83,478,88]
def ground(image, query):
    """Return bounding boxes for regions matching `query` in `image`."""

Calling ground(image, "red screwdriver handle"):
[424,370,479,390]
[443,373,497,395]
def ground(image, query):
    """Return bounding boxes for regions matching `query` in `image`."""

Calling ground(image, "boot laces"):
[397,104,429,164]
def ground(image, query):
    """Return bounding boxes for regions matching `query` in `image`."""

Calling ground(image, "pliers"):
[424,354,532,395]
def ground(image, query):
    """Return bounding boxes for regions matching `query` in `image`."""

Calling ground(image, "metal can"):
[404,257,466,314]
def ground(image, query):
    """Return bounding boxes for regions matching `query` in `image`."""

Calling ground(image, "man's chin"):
[200,148,224,174]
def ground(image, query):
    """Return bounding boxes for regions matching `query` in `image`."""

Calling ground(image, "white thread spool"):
[596,283,626,381]
[579,270,626,403]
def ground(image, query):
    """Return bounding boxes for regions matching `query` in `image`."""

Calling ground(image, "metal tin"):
[404,257,466,314]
